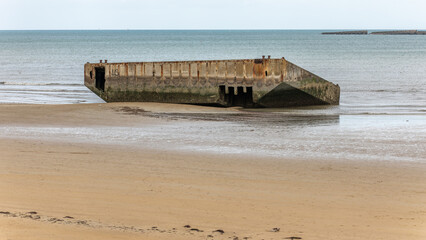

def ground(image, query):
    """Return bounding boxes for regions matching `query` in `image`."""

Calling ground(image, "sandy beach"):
[0,103,425,240]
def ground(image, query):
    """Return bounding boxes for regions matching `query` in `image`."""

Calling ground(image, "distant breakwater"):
[322,31,368,35]
[322,30,426,35]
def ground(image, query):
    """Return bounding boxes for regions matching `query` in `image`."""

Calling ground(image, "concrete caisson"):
[84,57,340,108]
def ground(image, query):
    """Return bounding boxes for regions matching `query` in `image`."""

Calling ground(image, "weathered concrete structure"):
[84,57,340,108]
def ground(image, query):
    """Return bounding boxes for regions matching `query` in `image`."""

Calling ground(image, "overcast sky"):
[1,0,425,30]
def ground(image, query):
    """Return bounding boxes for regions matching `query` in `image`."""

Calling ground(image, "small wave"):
[0,82,83,87]
[0,89,89,93]
[46,83,83,86]
[342,112,426,116]
[346,89,426,93]
[343,104,426,108]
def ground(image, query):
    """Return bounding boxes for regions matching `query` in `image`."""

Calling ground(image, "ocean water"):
[0,30,425,162]
[0,30,426,114]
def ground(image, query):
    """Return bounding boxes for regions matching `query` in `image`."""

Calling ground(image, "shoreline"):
[1,103,425,162]
[1,103,425,239]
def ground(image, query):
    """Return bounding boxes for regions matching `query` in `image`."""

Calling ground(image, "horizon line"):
[1,28,425,31]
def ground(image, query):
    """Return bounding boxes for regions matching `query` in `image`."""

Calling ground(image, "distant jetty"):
[322,30,368,35]
[322,30,426,35]
[370,30,426,35]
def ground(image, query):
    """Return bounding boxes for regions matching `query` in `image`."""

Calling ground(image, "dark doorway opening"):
[219,85,253,107]
[219,85,226,102]
[95,67,105,91]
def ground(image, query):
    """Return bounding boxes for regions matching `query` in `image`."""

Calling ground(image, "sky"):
[1,0,426,30]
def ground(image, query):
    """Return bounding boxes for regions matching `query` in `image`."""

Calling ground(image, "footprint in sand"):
[48,218,64,223]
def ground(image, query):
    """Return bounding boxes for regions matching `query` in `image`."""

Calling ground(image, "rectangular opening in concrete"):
[95,67,105,91]
[219,85,226,102]
[235,86,245,106]
[226,87,235,106]
[222,86,253,107]
[246,87,253,106]
[235,86,254,107]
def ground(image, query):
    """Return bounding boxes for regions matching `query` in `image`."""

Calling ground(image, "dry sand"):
[0,103,425,240]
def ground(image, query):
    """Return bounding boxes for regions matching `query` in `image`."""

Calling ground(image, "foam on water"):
[0,84,102,104]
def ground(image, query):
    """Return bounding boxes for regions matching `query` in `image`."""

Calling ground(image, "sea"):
[0,30,425,162]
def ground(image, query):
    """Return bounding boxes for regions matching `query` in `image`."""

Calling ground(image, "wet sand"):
[0,103,425,240]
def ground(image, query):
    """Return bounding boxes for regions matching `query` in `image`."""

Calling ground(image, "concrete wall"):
[84,57,340,107]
